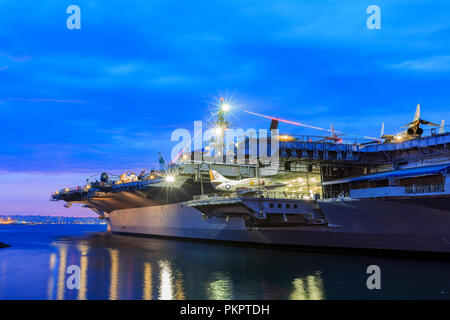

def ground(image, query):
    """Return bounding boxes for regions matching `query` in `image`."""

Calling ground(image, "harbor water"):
[0,224,449,300]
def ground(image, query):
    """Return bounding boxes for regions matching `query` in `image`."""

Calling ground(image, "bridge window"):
[278,203,282,208]
[269,203,274,208]
[286,204,290,209]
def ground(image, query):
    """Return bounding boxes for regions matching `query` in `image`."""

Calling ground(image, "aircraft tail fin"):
[380,122,385,138]
[439,120,445,134]
[270,119,279,130]
[209,170,228,183]
[414,104,421,121]
[158,152,167,171]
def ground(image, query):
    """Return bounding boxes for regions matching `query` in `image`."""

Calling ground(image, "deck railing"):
[404,184,444,194]
[193,191,315,200]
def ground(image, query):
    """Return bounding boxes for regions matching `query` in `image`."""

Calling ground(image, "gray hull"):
[107,198,450,255]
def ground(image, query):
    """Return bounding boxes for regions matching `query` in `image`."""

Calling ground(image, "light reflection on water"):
[0,225,449,300]
[77,244,89,300]
[207,275,233,300]
[56,244,67,300]
[142,262,152,300]
[46,253,56,299]
[45,238,190,300]
[290,273,324,300]
[158,259,174,300]
[108,248,119,300]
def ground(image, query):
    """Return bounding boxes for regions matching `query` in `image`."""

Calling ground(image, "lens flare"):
[165,175,175,183]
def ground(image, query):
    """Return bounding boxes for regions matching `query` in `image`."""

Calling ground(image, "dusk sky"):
[1,1,449,216]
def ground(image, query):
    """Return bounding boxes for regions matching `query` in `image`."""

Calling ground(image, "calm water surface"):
[0,224,449,300]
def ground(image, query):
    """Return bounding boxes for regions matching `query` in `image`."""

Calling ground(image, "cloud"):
[150,75,195,86]
[0,98,87,104]
[106,63,139,75]
[0,49,32,63]
[0,0,449,173]
[387,56,450,72]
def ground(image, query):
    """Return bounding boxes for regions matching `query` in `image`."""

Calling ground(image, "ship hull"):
[107,198,450,255]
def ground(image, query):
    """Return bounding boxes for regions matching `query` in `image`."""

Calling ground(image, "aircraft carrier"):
[51,103,450,256]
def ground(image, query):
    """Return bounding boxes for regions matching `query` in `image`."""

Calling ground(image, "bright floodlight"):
[221,103,231,112]
[165,175,175,183]
[214,126,223,135]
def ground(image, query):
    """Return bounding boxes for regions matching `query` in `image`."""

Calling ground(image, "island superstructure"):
[51,102,450,255]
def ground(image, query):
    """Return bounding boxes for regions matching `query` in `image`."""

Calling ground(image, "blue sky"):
[0,0,449,215]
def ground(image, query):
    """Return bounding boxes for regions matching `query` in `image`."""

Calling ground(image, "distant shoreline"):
[0,215,106,225]
[0,222,106,226]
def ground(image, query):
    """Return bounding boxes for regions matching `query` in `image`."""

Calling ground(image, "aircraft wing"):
[421,120,440,126]
[401,121,418,128]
